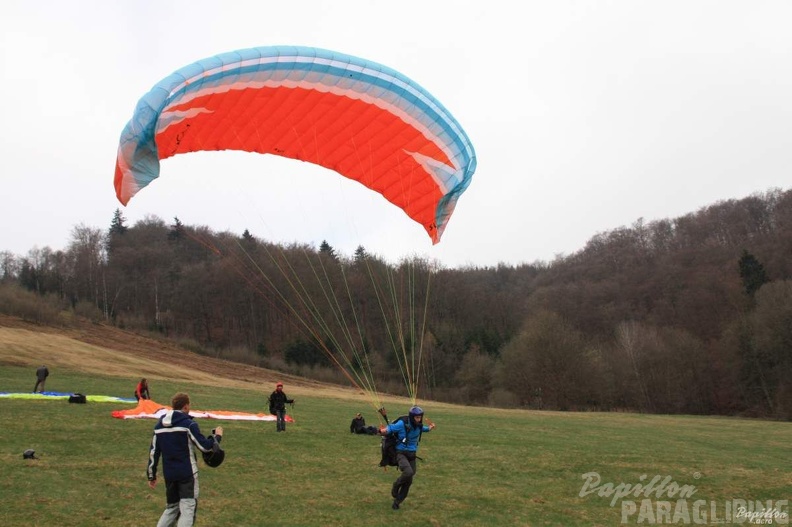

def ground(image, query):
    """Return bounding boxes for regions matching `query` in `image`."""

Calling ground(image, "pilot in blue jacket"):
[380,405,435,510]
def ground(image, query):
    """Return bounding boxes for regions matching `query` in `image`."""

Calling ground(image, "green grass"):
[1,365,791,526]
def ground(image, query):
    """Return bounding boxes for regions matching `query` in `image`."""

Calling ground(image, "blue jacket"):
[385,418,431,453]
[147,409,216,482]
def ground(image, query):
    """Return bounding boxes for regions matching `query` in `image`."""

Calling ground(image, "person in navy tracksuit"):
[147,393,223,526]
[379,405,435,510]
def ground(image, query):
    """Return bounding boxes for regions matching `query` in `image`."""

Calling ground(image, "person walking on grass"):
[379,405,435,510]
[267,382,294,432]
[147,392,223,527]
[33,365,49,393]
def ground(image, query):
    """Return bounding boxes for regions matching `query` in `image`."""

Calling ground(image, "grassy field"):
[1,323,791,526]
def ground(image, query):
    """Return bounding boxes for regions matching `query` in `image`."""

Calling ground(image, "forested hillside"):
[2,188,791,418]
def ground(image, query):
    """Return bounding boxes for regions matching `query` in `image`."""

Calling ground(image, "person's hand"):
[214,426,224,437]
[148,479,157,489]
[428,422,436,431]
[378,426,387,435]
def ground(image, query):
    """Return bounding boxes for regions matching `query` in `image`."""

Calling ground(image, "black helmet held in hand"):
[202,432,225,468]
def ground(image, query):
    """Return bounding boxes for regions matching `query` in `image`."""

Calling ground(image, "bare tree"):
[454,346,495,405]
[498,310,594,410]
[751,280,792,418]
[615,321,654,412]
[0,251,20,282]
[68,224,107,307]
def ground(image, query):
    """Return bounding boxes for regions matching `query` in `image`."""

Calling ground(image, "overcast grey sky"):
[2,1,790,268]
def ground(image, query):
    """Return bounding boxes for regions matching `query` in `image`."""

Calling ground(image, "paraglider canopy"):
[114,45,477,243]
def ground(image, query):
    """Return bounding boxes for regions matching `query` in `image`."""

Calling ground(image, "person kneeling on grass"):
[135,378,151,401]
[147,392,223,526]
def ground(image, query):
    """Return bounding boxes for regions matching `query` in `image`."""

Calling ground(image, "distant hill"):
[2,187,791,418]
[0,313,363,401]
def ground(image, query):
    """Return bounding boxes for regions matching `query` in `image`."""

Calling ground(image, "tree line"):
[1,188,791,419]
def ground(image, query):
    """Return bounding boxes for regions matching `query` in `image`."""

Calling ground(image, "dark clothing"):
[165,477,197,503]
[268,389,294,431]
[392,451,418,503]
[268,390,293,411]
[147,409,216,482]
[350,416,366,433]
[33,366,49,393]
[148,409,215,527]
[159,478,198,526]
[272,407,286,432]
[350,416,378,435]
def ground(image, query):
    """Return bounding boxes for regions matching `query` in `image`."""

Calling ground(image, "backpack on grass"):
[68,393,86,404]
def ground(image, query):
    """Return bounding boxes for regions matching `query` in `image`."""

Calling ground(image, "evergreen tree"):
[169,217,185,241]
[109,209,128,236]
[354,245,367,264]
[738,249,769,298]
[319,240,337,260]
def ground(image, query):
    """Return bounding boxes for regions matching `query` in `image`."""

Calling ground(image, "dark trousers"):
[158,477,198,527]
[275,408,287,431]
[33,379,46,393]
[392,451,417,503]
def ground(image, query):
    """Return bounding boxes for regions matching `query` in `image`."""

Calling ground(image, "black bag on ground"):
[68,393,87,404]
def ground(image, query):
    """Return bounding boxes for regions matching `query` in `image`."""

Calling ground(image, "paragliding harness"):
[379,416,422,468]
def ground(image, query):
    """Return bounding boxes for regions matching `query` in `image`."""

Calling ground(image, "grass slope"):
[1,318,790,526]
